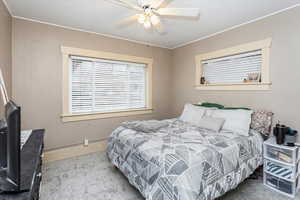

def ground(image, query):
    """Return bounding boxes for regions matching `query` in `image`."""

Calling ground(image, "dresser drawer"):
[31,170,42,200]
[30,155,43,200]
[264,172,298,197]
[264,159,297,181]
[264,144,298,164]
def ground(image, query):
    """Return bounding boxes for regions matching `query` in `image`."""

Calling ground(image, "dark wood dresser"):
[0,129,45,200]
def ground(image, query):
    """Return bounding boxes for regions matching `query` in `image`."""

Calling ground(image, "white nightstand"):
[263,137,300,198]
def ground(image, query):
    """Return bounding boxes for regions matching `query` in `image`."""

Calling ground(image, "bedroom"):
[0,0,299,199]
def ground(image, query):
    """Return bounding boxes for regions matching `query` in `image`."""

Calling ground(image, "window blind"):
[202,50,262,84]
[70,56,146,114]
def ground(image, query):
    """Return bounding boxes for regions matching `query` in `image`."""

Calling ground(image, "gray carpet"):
[41,152,299,200]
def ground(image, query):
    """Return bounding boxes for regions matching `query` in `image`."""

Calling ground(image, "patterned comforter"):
[106,119,263,200]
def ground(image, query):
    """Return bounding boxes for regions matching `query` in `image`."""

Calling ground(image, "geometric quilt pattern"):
[107,119,263,200]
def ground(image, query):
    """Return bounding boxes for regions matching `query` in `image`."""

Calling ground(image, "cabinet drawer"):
[31,170,42,200]
[264,159,297,181]
[264,144,297,164]
[264,172,298,197]
[30,156,42,200]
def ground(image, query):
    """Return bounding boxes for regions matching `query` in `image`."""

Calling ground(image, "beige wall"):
[171,7,300,136]
[12,6,300,149]
[12,18,173,150]
[0,0,12,116]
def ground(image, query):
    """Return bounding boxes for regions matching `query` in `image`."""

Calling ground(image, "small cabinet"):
[263,137,300,198]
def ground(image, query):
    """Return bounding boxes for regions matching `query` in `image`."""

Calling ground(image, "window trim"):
[61,46,153,122]
[195,38,272,90]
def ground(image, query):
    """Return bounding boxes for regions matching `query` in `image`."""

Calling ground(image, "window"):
[71,56,147,114]
[61,47,153,122]
[202,50,262,84]
[195,38,272,90]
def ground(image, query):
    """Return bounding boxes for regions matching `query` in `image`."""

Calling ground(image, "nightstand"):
[263,137,300,198]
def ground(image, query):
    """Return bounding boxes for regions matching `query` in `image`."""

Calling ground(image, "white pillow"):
[197,117,225,132]
[204,107,218,117]
[211,109,253,136]
[180,104,206,125]
[192,105,217,117]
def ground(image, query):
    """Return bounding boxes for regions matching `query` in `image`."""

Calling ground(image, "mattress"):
[106,119,263,200]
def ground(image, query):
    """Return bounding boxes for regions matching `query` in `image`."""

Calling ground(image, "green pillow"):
[200,102,225,109]
[196,102,250,110]
[223,107,251,110]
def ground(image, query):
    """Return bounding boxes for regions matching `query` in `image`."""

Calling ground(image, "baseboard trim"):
[44,140,107,163]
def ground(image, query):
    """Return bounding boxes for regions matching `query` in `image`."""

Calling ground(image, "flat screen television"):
[0,69,23,193]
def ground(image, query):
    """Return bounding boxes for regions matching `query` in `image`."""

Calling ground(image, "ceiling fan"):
[105,0,200,32]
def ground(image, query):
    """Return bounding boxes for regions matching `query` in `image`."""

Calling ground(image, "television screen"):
[0,68,23,193]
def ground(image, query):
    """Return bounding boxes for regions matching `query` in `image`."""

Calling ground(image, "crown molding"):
[172,4,300,49]
[2,0,13,16]
[3,0,300,50]
[12,16,172,50]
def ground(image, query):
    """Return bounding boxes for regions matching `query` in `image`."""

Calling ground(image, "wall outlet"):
[84,138,89,147]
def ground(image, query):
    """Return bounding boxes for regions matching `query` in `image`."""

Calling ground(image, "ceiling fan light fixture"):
[144,20,151,29]
[150,15,160,26]
[138,14,146,24]
[145,7,152,15]
[109,0,201,31]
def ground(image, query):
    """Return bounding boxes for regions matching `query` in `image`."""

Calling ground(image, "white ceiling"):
[4,0,300,49]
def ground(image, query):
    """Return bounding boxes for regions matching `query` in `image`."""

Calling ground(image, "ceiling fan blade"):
[156,8,200,17]
[116,14,139,28]
[104,0,142,11]
[151,0,173,9]
[154,21,167,35]
[151,0,165,9]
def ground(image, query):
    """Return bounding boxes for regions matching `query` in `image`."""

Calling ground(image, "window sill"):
[195,82,272,91]
[61,108,153,122]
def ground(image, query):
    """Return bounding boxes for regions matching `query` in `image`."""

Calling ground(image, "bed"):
[106,118,264,200]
